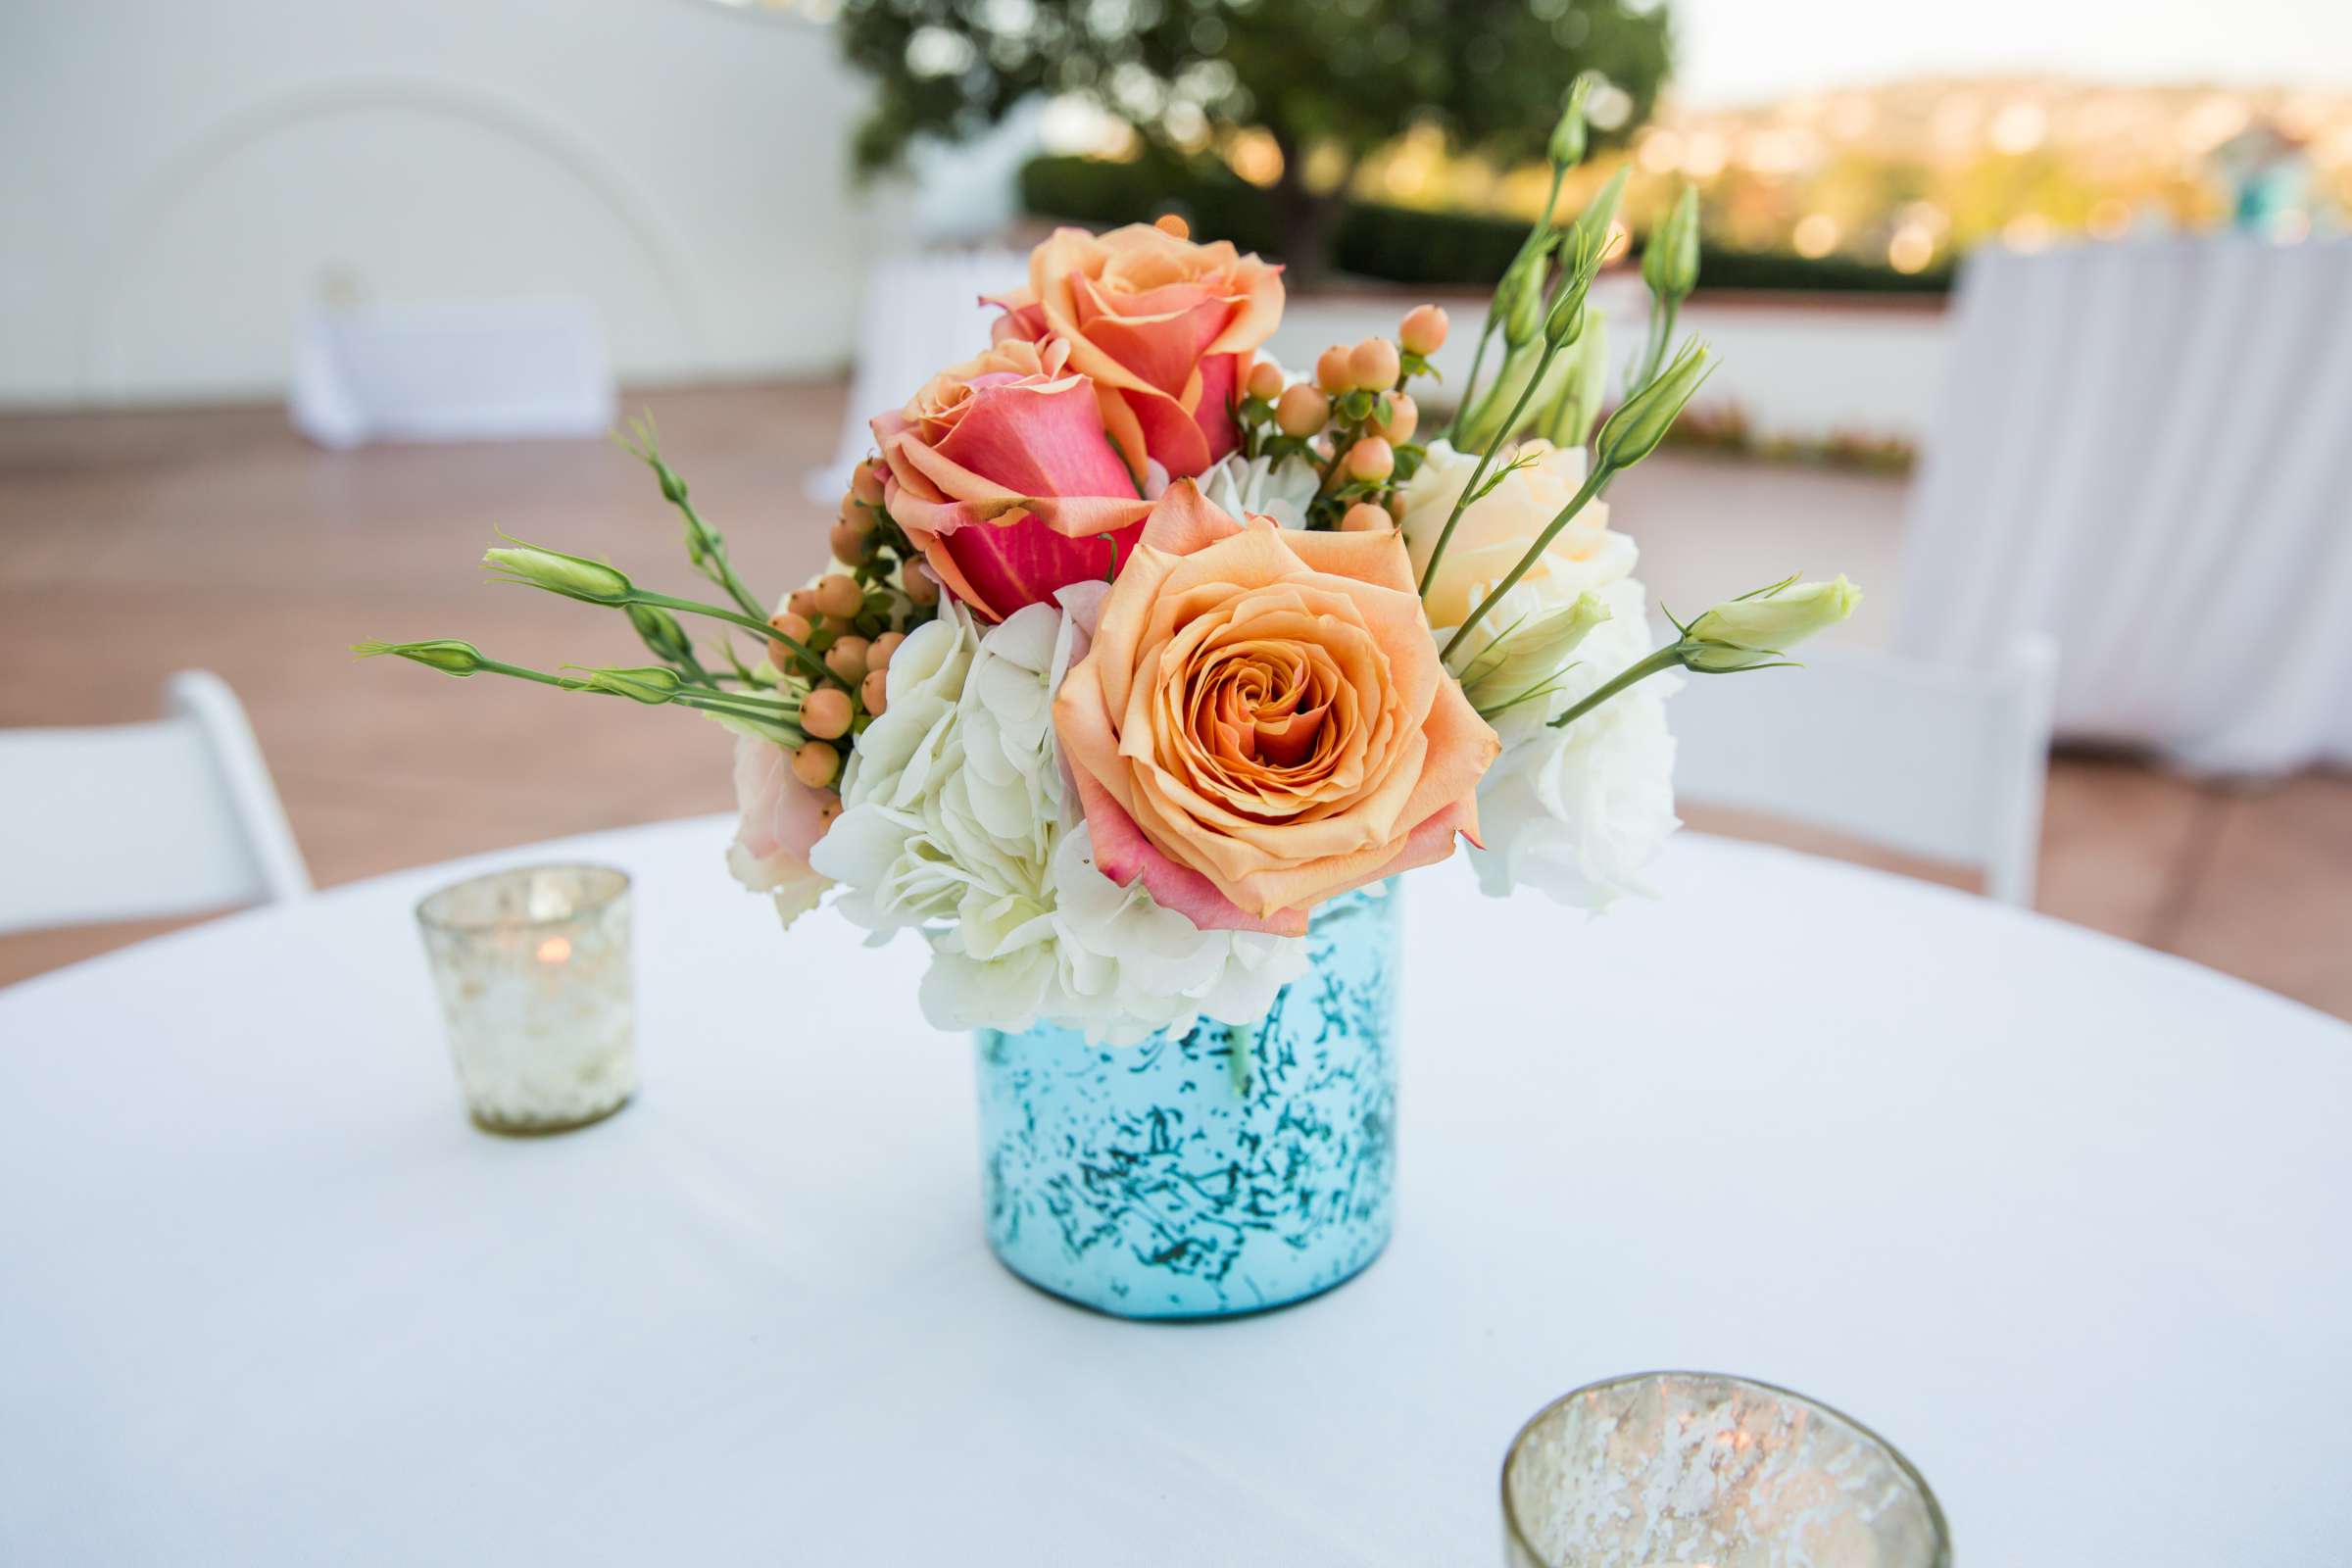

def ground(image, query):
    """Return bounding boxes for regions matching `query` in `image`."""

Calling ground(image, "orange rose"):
[990,224,1284,481]
[871,338,1152,622]
[1054,484,1499,936]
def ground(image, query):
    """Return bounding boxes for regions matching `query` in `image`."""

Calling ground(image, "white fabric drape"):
[1897,237,2352,775]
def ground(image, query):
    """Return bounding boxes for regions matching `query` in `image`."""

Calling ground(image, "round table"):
[2,818,2345,1565]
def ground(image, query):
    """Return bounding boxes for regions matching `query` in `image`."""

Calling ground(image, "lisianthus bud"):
[1245,360,1286,402]
[581,665,682,705]
[482,540,632,605]
[859,668,889,714]
[1573,166,1631,261]
[1315,345,1353,393]
[812,573,862,619]
[1448,593,1612,716]
[851,461,886,507]
[626,604,694,667]
[1544,250,1597,346]
[1348,336,1401,391]
[352,639,483,675]
[1339,502,1392,532]
[1274,383,1331,438]
[791,741,840,790]
[1344,437,1396,483]
[1596,338,1714,469]
[801,685,854,739]
[1540,312,1610,449]
[824,634,871,683]
[1547,75,1593,170]
[1497,239,1555,349]
[1680,577,1861,671]
[1371,391,1418,442]
[1642,184,1702,304]
[867,630,906,670]
[1399,304,1448,357]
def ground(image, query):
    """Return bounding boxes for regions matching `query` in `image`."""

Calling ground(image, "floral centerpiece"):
[362,83,1857,1319]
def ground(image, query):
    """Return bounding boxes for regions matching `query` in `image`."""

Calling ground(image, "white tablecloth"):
[2,818,2346,1565]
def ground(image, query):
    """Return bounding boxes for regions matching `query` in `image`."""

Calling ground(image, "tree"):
[836,0,1673,284]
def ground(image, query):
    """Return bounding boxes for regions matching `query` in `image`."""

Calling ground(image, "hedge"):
[1018,154,1954,296]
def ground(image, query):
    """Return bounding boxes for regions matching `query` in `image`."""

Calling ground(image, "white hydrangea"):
[809,596,1305,1043]
[1199,451,1322,530]
[1452,571,1683,912]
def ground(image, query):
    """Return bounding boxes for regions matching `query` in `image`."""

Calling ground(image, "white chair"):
[1672,637,2057,906]
[0,671,311,936]
[1897,236,2352,775]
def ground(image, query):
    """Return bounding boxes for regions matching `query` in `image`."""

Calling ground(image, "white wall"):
[1,0,876,407]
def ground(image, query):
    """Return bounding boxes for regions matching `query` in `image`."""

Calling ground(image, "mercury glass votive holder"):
[415,864,636,1135]
[1502,1371,1951,1568]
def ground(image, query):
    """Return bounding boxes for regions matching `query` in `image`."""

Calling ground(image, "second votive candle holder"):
[1502,1370,1950,1568]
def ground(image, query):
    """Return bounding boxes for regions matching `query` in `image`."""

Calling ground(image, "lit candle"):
[416,864,636,1134]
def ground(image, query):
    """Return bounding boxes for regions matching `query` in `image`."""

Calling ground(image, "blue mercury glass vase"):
[972,883,1400,1320]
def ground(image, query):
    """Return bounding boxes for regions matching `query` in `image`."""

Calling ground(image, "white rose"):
[1398,438,1636,629]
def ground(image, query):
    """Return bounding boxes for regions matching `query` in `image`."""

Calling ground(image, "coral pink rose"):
[871,337,1154,622]
[989,224,1284,481]
[725,733,831,927]
[1053,484,1500,937]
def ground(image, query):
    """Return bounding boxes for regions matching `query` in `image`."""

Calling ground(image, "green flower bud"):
[1680,576,1863,672]
[1572,166,1630,260]
[1544,229,1602,346]
[1450,593,1613,716]
[1497,237,1555,349]
[1596,338,1715,469]
[1541,312,1609,449]
[1642,184,1702,305]
[626,603,694,666]
[482,538,634,605]
[579,665,683,704]
[351,639,484,675]
[1547,76,1593,171]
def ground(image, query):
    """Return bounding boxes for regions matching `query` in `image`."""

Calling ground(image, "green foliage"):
[837,0,1671,272]
[1020,153,1958,293]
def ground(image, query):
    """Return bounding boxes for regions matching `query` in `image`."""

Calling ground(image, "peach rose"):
[1054,484,1500,936]
[989,224,1284,481]
[871,337,1153,622]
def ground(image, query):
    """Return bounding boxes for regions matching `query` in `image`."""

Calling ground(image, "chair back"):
[1673,637,2056,906]
[0,671,310,935]
[1897,237,2352,774]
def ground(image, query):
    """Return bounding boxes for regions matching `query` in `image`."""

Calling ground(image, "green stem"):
[633,590,839,688]
[1441,463,1615,660]
[1544,644,1686,731]
[1446,163,1567,443]
[477,659,580,690]
[1417,339,1564,598]
[1225,1019,1255,1097]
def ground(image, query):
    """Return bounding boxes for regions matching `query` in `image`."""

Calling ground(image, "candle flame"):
[535,936,572,965]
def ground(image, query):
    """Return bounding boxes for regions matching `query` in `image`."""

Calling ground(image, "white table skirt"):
[2,818,2346,1565]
